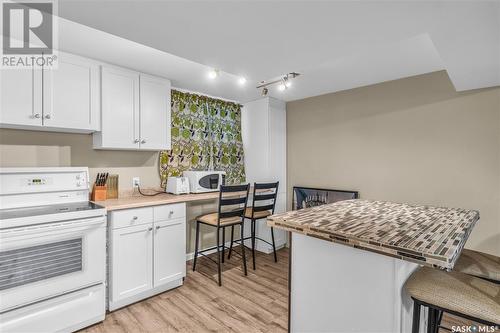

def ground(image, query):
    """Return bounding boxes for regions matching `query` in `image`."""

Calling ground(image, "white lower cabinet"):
[109,203,186,311]
[111,223,153,302]
[154,219,186,286]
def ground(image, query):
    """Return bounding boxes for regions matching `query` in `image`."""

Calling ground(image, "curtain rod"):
[171,87,241,105]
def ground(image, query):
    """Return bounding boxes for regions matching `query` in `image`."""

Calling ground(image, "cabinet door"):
[0,68,42,127]
[100,66,140,149]
[139,74,171,150]
[43,52,100,131]
[153,218,185,287]
[111,224,153,302]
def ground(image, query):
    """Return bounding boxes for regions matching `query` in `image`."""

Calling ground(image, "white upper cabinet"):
[1,68,42,128]
[139,74,171,150]
[43,52,100,131]
[0,52,100,133]
[94,65,171,151]
[97,65,140,149]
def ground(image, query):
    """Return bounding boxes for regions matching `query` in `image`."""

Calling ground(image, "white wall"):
[242,97,288,252]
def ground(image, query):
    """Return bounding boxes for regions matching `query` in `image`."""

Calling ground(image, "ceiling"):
[55,0,500,103]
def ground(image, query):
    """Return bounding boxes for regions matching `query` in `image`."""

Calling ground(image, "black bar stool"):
[404,266,500,333]
[228,181,279,270]
[192,184,250,286]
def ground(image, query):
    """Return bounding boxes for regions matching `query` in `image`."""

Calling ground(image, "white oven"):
[0,216,106,313]
[0,167,107,333]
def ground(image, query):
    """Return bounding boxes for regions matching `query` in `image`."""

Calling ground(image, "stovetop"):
[0,201,106,230]
[0,202,104,220]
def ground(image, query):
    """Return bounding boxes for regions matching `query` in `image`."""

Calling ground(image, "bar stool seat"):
[405,266,500,326]
[198,213,242,226]
[454,249,500,282]
[244,207,271,219]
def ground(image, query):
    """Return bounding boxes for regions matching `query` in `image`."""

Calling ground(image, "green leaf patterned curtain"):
[159,90,246,187]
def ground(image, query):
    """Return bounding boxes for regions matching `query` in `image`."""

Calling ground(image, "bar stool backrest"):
[217,184,250,226]
[251,181,280,218]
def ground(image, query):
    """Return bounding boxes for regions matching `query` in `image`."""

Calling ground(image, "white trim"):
[185,240,286,261]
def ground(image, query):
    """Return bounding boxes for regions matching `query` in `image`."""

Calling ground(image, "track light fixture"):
[257,72,300,95]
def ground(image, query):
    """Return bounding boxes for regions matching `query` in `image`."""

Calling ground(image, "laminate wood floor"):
[81,248,289,333]
[80,247,480,333]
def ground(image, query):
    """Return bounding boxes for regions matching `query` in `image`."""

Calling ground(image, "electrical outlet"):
[132,177,140,188]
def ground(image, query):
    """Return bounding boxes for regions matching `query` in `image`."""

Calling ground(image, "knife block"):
[106,174,119,199]
[91,184,107,201]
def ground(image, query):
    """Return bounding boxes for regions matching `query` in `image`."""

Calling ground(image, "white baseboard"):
[185,240,286,261]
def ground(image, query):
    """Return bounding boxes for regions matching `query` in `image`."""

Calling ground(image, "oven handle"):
[0,216,106,238]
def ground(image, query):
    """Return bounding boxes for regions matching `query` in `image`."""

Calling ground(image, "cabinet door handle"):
[134,139,140,144]
[44,114,51,119]
[148,227,153,231]
[33,114,40,119]
[132,216,138,220]
[169,210,174,215]
[141,139,146,144]
[155,225,161,230]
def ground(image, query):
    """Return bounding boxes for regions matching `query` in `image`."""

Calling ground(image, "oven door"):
[0,216,106,313]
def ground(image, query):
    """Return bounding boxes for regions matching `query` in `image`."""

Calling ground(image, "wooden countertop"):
[93,191,220,211]
[267,199,479,270]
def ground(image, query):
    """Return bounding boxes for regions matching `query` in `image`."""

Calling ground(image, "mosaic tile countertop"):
[267,199,479,270]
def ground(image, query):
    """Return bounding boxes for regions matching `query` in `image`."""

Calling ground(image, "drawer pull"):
[148,227,153,232]
[156,225,161,230]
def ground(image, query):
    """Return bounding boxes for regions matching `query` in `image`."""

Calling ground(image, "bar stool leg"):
[412,300,421,333]
[222,226,225,263]
[435,310,443,333]
[228,225,234,260]
[251,219,256,270]
[270,226,278,262]
[193,221,200,271]
[427,308,436,333]
[216,226,222,286]
[240,223,248,276]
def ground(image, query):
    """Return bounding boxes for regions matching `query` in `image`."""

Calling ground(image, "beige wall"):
[286,71,500,256]
[0,129,224,253]
[0,130,161,191]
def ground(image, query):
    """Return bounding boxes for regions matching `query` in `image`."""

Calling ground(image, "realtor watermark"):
[1,0,58,68]
[451,325,499,333]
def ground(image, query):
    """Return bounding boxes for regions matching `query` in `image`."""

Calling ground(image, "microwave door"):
[199,174,219,190]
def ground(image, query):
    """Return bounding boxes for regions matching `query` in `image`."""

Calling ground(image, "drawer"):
[154,203,186,222]
[110,207,153,229]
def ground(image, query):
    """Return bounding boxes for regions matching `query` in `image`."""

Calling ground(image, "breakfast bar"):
[267,199,480,333]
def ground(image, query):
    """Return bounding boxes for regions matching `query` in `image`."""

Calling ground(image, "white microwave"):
[183,171,226,193]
